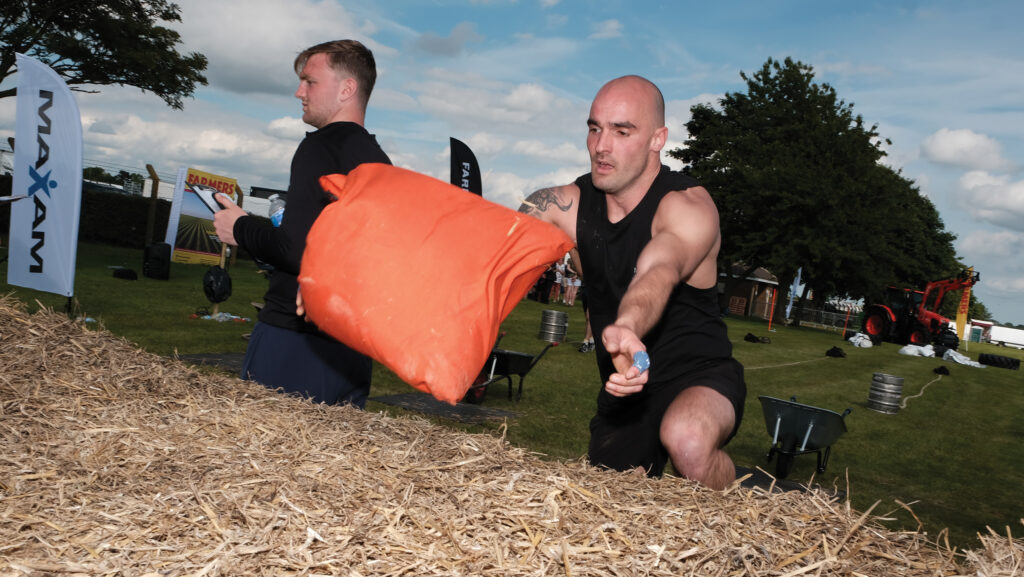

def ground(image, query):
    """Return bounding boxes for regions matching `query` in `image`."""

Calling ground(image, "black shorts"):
[587,358,745,477]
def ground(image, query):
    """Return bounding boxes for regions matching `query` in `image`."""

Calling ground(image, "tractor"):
[861,270,979,350]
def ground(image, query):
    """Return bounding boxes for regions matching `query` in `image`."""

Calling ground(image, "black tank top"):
[575,165,733,384]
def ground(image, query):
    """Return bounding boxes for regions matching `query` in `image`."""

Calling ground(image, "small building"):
[719,264,779,319]
[969,319,994,343]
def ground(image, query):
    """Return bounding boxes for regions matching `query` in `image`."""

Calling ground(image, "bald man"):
[519,76,746,489]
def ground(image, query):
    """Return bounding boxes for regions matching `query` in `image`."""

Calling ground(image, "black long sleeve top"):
[233,121,391,332]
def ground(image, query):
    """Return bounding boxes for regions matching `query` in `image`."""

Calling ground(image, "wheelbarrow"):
[758,395,852,479]
[464,343,558,403]
[462,310,567,403]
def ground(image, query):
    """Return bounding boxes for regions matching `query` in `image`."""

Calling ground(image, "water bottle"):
[269,194,286,227]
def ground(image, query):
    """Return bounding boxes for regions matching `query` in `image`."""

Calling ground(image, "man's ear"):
[339,76,357,102]
[650,126,668,152]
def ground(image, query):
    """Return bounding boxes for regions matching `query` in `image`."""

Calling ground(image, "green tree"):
[1,0,207,109]
[83,166,116,183]
[670,57,959,319]
[853,165,959,305]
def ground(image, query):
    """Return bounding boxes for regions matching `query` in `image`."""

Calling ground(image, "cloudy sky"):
[2,0,1022,323]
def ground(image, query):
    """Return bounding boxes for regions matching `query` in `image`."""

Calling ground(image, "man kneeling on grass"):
[518,75,746,489]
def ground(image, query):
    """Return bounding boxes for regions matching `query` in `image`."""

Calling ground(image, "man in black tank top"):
[519,76,746,489]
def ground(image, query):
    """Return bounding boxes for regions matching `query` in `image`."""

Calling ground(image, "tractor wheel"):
[934,329,960,351]
[862,307,891,339]
[908,324,931,346]
[978,353,1020,370]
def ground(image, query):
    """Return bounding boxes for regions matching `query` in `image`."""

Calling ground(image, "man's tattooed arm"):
[518,187,574,217]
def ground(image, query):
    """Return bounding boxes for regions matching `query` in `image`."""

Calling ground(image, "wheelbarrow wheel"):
[461,375,489,404]
[774,452,795,479]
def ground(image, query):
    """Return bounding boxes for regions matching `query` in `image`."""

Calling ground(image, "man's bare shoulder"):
[655,185,719,232]
[665,185,715,211]
[518,183,580,220]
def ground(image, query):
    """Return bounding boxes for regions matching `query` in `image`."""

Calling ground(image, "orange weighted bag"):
[299,163,574,405]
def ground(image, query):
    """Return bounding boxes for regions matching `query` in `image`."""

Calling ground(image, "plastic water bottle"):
[269,194,286,227]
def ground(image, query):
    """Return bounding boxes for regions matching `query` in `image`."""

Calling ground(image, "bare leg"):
[578,309,594,352]
[660,386,737,490]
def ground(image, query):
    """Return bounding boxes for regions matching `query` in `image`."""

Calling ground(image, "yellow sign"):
[955,267,973,340]
[169,168,238,265]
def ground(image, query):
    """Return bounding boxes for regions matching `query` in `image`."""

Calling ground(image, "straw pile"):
[1,295,1019,576]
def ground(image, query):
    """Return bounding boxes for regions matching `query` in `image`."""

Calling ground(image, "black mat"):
[369,392,519,424]
[178,353,245,375]
[735,465,846,497]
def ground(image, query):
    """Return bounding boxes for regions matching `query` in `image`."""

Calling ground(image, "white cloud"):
[173,0,400,96]
[815,60,892,80]
[664,93,717,135]
[372,87,420,112]
[68,86,300,188]
[957,171,1024,231]
[920,128,1016,172]
[407,74,584,138]
[589,19,622,40]
[464,132,509,157]
[539,0,561,7]
[510,139,586,165]
[413,22,484,57]
[958,229,1024,259]
[265,116,307,140]
[503,83,554,111]
[483,166,586,209]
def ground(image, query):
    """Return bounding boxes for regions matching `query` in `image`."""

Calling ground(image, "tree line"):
[669,57,990,323]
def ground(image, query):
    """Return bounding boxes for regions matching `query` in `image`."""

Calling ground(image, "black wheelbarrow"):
[463,342,557,403]
[462,310,567,403]
[758,395,852,479]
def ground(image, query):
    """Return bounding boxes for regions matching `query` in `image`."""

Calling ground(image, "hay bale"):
[0,295,1017,575]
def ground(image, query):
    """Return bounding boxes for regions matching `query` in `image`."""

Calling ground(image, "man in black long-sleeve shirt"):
[213,40,391,406]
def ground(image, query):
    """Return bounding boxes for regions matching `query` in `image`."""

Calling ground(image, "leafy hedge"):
[1,184,169,248]
[1,181,267,255]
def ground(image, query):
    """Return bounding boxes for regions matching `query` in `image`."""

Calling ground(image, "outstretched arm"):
[603,186,721,396]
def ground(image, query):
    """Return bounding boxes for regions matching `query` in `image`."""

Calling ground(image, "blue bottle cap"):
[632,351,650,374]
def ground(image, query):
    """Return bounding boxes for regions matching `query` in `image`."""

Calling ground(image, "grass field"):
[3,241,1021,549]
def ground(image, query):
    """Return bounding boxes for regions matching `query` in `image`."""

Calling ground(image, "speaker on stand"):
[143,242,171,280]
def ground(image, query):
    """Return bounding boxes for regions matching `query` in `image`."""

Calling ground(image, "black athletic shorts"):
[587,357,745,477]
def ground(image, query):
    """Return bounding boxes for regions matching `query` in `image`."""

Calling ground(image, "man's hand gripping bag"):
[299,163,573,405]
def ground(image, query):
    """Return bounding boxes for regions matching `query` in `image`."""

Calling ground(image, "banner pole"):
[145,164,160,247]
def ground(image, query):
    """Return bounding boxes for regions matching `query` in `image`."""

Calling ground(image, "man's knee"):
[660,418,733,486]
[661,418,716,466]
[661,387,734,456]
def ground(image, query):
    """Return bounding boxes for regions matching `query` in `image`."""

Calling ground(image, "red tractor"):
[861,270,979,350]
